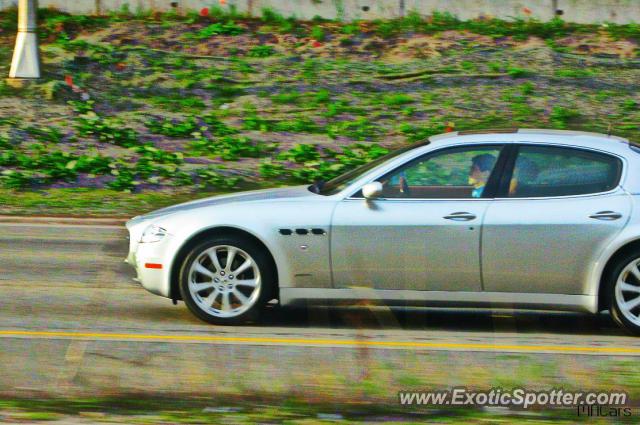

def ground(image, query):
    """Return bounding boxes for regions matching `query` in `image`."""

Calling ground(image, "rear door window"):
[507,145,622,198]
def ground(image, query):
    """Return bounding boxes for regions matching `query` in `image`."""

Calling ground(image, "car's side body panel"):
[482,191,632,294]
[587,194,640,298]
[331,198,490,291]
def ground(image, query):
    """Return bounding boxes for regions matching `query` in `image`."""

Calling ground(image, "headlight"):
[140,224,167,243]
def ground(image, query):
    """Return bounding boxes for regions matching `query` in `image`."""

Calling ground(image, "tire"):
[607,251,640,336]
[178,235,275,325]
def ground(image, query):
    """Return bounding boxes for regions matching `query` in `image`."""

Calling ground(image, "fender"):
[587,195,640,299]
[155,199,337,298]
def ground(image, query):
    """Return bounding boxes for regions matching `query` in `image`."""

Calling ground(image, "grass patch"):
[0,396,608,424]
[0,188,234,217]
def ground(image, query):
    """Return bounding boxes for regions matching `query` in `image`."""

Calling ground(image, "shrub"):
[190,135,270,160]
[260,8,299,33]
[622,99,638,112]
[196,167,242,190]
[24,125,65,144]
[381,93,414,107]
[75,112,139,147]
[1,170,39,189]
[277,144,320,163]
[193,21,244,38]
[398,123,444,142]
[243,112,274,131]
[555,69,594,78]
[310,25,326,41]
[68,100,95,114]
[261,8,286,24]
[134,145,183,165]
[507,67,533,78]
[520,82,535,95]
[273,117,320,133]
[144,116,201,138]
[247,45,276,58]
[271,92,302,105]
[327,117,379,140]
[107,165,136,191]
[201,115,239,136]
[314,89,331,104]
[258,160,286,179]
[550,106,580,128]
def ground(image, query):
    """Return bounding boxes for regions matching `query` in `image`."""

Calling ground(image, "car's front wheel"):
[608,252,640,335]
[179,236,274,325]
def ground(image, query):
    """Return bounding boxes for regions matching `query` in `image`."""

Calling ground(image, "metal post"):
[9,0,41,79]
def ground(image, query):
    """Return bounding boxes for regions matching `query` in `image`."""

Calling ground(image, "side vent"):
[279,228,327,236]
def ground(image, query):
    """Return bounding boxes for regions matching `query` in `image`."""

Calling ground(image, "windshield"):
[311,142,429,195]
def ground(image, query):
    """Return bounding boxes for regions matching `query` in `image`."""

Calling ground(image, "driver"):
[469,154,496,198]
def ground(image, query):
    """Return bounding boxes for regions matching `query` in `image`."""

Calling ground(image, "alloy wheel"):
[614,258,640,327]
[188,245,261,318]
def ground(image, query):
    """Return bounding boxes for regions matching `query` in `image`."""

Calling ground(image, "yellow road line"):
[0,329,639,354]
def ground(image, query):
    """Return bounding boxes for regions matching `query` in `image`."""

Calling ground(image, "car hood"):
[129,185,314,225]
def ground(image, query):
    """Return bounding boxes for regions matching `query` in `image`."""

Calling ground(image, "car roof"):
[428,128,631,155]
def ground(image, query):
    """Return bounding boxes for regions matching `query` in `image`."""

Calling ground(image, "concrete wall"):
[0,0,639,24]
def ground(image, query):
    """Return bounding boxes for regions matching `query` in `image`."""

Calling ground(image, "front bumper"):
[125,220,173,298]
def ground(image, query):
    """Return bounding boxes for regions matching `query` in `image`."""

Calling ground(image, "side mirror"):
[362,181,383,199]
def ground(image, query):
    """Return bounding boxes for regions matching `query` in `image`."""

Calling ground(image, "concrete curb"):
[0,215,127,226]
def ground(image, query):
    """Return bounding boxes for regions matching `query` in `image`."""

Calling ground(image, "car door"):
[482,144,632,295]
[331,144,505,291]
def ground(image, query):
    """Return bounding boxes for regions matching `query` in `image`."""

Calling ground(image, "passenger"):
[509,158,540,196]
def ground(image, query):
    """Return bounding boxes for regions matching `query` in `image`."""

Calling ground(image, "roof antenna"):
[607,122,613,137]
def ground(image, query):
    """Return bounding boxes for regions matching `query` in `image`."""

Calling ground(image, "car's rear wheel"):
[179,236,274,325]
[608,252,640,335]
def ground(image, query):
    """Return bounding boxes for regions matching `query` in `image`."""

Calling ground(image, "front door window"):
[377,146,502,199]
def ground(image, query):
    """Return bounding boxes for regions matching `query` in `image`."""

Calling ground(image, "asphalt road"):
[1,220,640,351]
[2,221,640,398]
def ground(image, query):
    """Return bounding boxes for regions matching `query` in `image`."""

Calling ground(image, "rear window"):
[508,145,622,198]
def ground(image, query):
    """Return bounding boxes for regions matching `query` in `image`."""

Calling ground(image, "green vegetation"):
[74,112,140,147]
[0,8,638,215]
[247,44,276,57]
[0,188,218,216]
[310,25,326,41]
[144,116,200,137]
[550,106,582,129]
[191,21,244,38]
[189,135,272,160]
[0,396,616,424]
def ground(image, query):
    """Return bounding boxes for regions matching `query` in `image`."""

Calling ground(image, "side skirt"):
[279,288,598,314]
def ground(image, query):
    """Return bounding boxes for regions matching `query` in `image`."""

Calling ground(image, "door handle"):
[589,211,623,221]
[443,212,477,221]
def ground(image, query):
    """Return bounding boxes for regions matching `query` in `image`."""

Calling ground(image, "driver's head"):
[469,153,496,186]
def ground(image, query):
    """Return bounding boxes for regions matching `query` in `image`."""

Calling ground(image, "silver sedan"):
[126,129,640,334]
